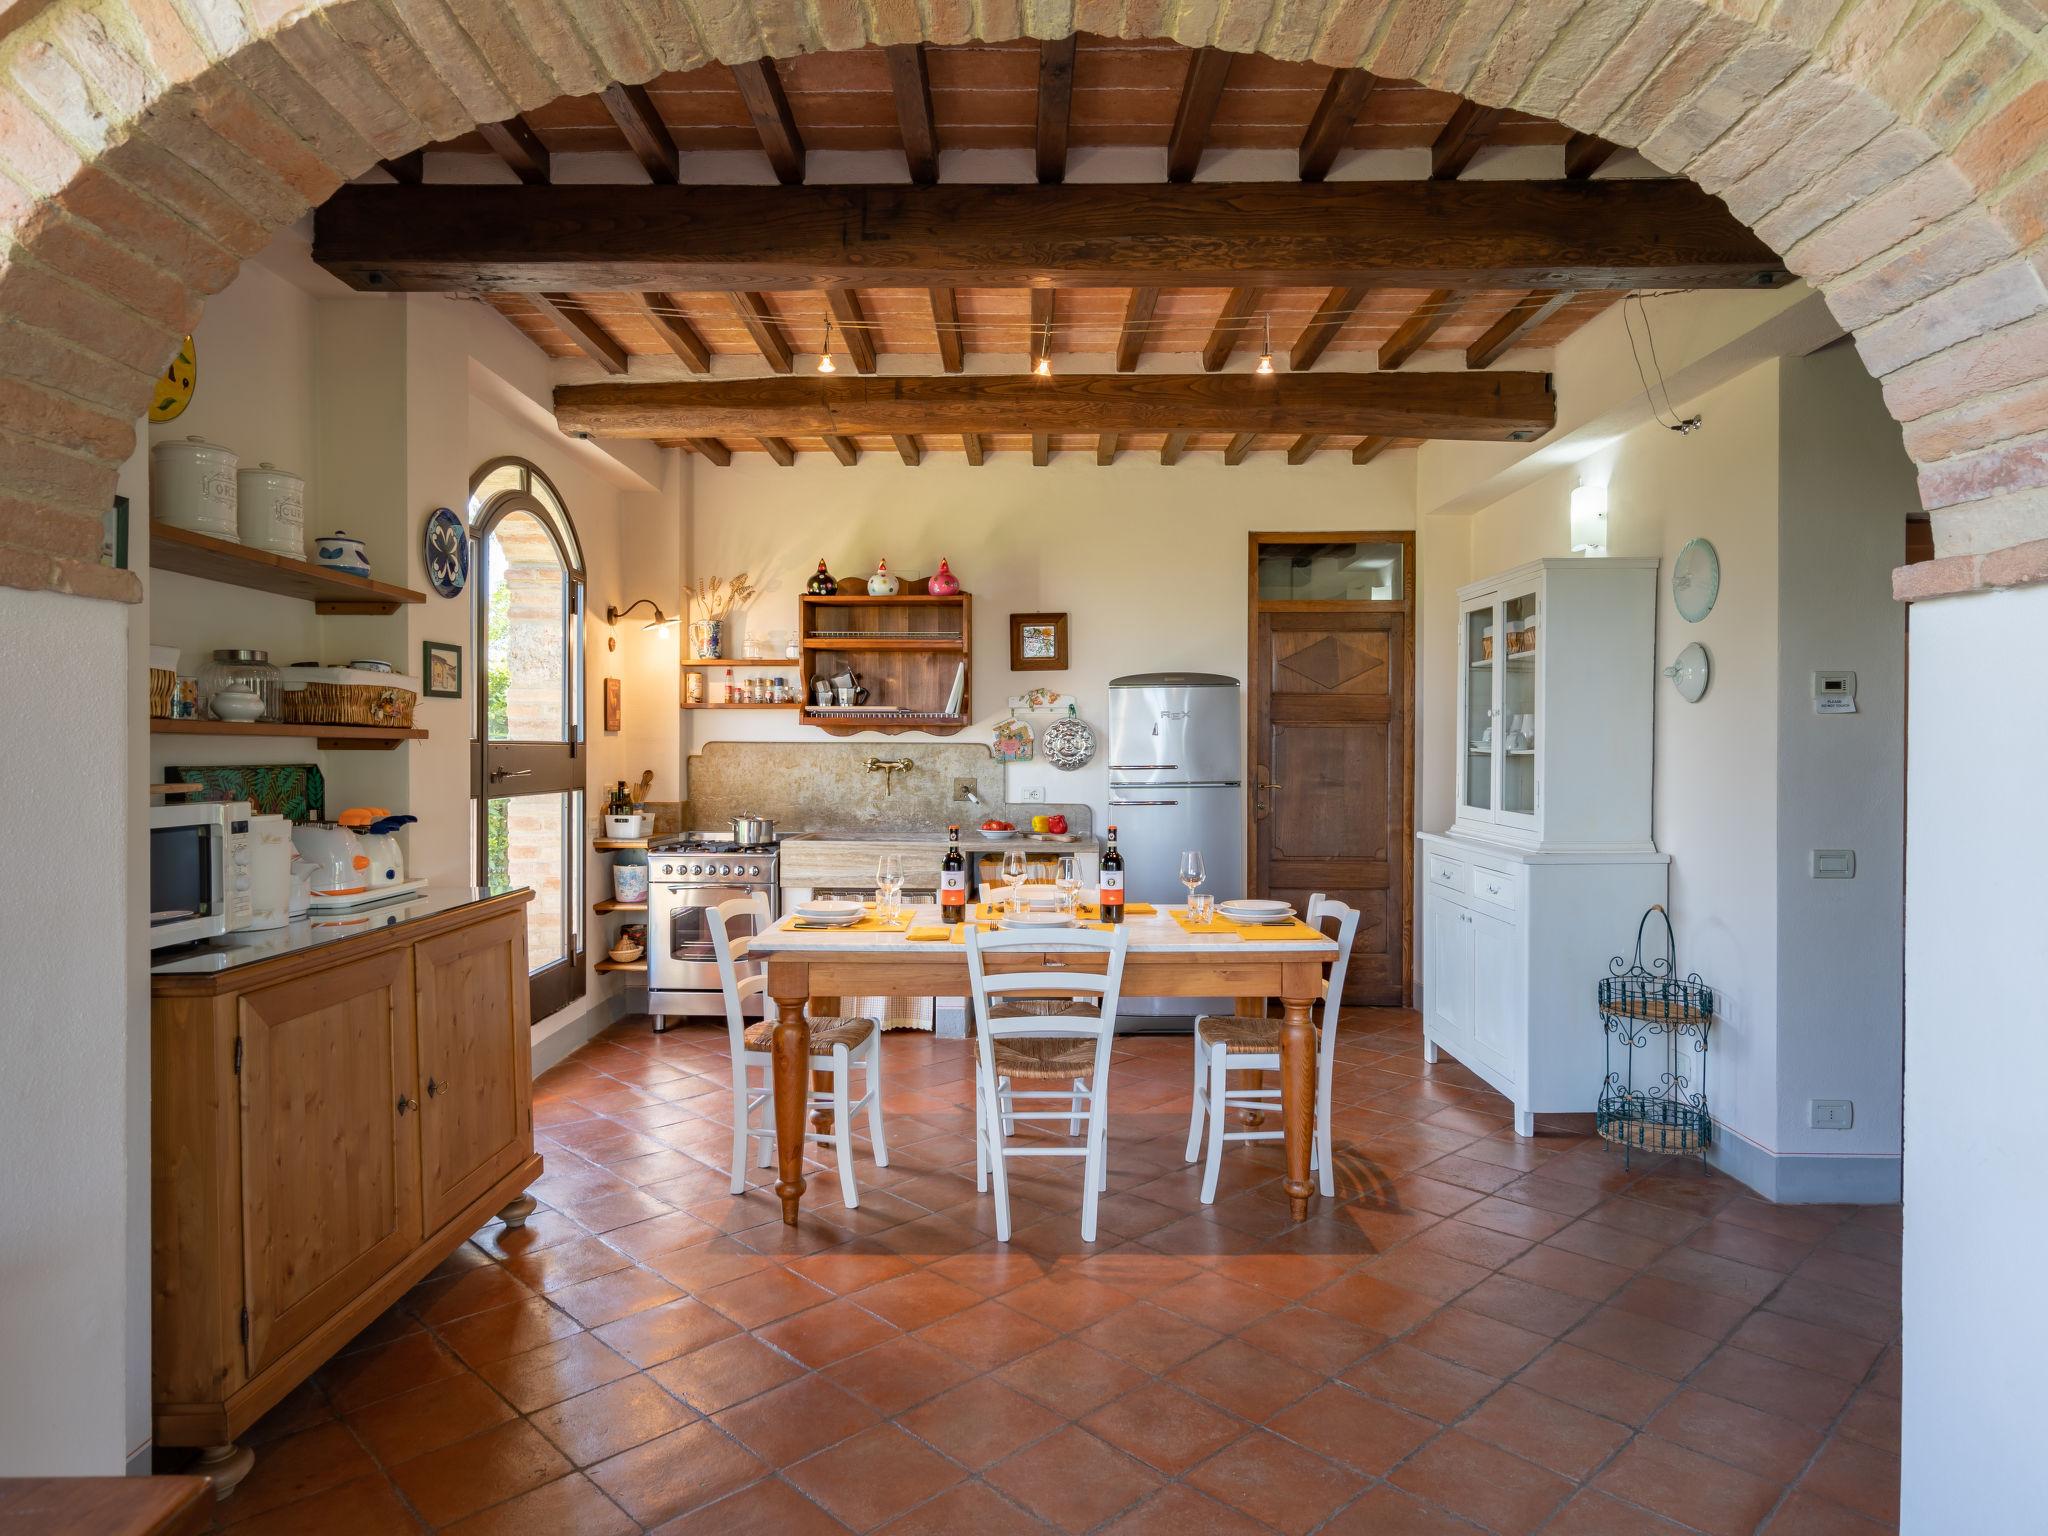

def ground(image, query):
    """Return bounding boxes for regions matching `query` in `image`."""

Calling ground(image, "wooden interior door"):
[238,948,419,1375]
[414,911,533,1232]
[1251,545,1414,1006]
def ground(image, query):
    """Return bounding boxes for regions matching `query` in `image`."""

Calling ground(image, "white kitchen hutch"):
[1419,557,1669,1136]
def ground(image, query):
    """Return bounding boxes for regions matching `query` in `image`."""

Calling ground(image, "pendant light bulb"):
[1034,319,1053,378]
[818,316,836,374]
[1255,314,1275,376]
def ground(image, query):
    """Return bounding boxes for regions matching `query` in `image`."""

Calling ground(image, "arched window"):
[468,457,587,1021]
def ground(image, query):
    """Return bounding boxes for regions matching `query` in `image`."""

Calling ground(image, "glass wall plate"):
[1672,538,1720,622]
[1663,642,1712,703]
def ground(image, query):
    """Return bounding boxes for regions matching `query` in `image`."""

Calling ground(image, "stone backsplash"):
[682,741,1090,837]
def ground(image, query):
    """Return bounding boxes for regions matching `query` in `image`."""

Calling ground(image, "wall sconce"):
[605,598,677,651]
[1570,483,1609,557]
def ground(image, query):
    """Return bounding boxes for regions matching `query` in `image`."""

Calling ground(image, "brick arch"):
[2,0,2045,604]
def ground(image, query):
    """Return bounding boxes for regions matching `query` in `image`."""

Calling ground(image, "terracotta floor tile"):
[438,1298,584,1368]
[823,1332,981,1415]
[1567,1305,1719,1379]
[762,1296,902,1368]
[651,1332,807,1415]
[1596,1434,1784,1536]
[1320,1481,1497,1534]
[501,1234,638,1294]
[440,1474,636,1535]
[649,1475,858,1535]
[712,1373,880,1464]
[316,1330,467,1413]
[1368,1237,1500,1297]
[852,1269,985,1329]
[1149,1271,1288,1331]
[1168,1336,1323,1421]
[1097,1482,1278,1535]
[1834,1386,1901,1454]
[345,1372,515,1464]
[787,1249,920,1295]
[1547,1219,1671,1271]
[1184,1428,1368,1536]
[530,1374,695,1465]
[786,1423,968,1531]
[920,1299,1062,1370]
[1407,1305,1551,1377]
[1304,1271,1440,1334]
[926,1247,1044,1297]
[477,1331,637,1414]
[217,1424,381,1524]
[1730,1311,1886,1383]
[997,1338,1149,1416]
[408,1264,535,1326]
[903,1376,1066,1468]
[1079,1300,1223,1373]
[1692,1345,1856,1430]
[986,1425,1165,1534]
[1539,1489,1697,1533]
[388,1419,573,1527]
[550,1266,686,1328]
[1461,1381,1633,1479]
[1390,1429,1575,1536]
[1234,1303,1382,1375]
[1460,1272,1599,1336]
[592,1294,738,1367]
[648,1239,776,1295]
[871,1479,1055,1535]
[1764,1276,1901,1345]
[1609,1273,1757,1341]
[1082,1381,1245,1473]
[1002,1272,1142,1331]
[1798,1434,1901,1524]
[587,1420,769,1526]
[1265,1382,1436,1474]
[1649,1246,1786,1307]
[1646,1388,1823,1482]
[1461,1195,1573,1241]
[1343,1339,1498,1422]
[223,1474,422,1535]
[1763,1490,1896,1534]
[702,1265,835,1328]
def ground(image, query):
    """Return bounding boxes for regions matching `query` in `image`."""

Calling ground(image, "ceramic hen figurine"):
[928,558,961,596]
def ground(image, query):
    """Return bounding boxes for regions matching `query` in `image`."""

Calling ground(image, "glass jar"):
[198,648,281,720]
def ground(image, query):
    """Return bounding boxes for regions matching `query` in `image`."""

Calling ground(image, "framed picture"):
[421,640,462,699]
[1010,611,1069,671]
[603,677,622,733]
[100,495,129,569]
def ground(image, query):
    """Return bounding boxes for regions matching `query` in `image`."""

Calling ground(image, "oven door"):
[649,880,768,1016]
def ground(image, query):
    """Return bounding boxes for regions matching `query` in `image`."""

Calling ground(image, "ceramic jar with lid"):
[151,436,239,541]
[198,648,281,720]
[236,462,305,558]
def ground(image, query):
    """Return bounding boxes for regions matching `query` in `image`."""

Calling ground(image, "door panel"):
[1470,908,1517,1080]
[238,948,418,1375]
[1253,605,1409,1005]
[415,911,533,1233]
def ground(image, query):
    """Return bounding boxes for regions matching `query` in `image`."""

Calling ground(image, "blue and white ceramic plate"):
[423,506,468,597]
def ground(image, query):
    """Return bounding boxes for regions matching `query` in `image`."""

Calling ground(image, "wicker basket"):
[148,667,176,718]
[278,670,419,728]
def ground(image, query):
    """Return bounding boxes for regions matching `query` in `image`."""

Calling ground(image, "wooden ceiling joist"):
[680,437,732,465]
[1036,36,1077,185]
[599,82,680,183]
[885,44,939,185]
[929,287,963,373]
[1380,290,1462,369]
[1160,431,1190,465]
[555,371,1556,442]
[963,433,985,465]
[1291,285,1367,372]
[1116,287,1159,372]
[1467,289,1573,368]
[634,292,710,372]
[1224,432,1257,465]
[1030,288,1055,371]
[1031,433,1051,466]
[729,292,793,373]
[1097,432,1118,465]
[1564,133,1621,180]
[1352,436,1390,465]
[1299,69,1374,182]
[316,182,1788,292]
[1167,47,1235,182]
[1286,434,1324,464]
[381,150,423,184]
[892,434,922,465]
[823,433,860,465]
[532,293,626,372]
[731,58,805,185]
[825,288,877,374]
[759,436,796,465]
[1202,287,1264,373]
[477,116,550,183]
[1431,100,1502,180]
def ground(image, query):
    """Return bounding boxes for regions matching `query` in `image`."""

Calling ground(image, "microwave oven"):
[150,799,254,950]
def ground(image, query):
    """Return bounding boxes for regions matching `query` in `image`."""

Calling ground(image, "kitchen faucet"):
[865,757,914,795]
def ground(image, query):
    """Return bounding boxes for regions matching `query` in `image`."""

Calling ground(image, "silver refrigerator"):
[1107,673,1244,1026]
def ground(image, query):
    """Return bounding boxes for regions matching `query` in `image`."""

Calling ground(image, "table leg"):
[1235,997,1268,1128]
[1278,993,1315,1222]
[772,995,812,1224]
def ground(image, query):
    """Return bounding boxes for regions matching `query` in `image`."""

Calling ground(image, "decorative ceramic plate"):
[1040,716,1096,770]
[423,506,468,597]
[150,335,196,422]
[1672,537,1719,623]
[1663,641,1712,703]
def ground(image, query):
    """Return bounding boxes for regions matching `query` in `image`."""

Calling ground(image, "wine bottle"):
[940,826,967,924]
[1099,826,1125,924]
[807,558,836,596]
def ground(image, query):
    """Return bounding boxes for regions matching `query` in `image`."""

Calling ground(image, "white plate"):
[794,899,864,920]
[1218,901,1294,924]
[790,913,862,929]
[977,828,1019,840]
[999,911,1076,929]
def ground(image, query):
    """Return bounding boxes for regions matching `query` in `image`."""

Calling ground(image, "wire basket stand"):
[1597,904,1715,1165]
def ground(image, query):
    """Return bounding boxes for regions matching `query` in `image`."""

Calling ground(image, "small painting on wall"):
[1010,612,1068,671]
[422,640,462,699]
[604,677,622,733]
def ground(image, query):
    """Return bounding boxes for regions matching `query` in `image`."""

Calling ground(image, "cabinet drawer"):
[1469,865,1517,911]
[1426,852,1465,893]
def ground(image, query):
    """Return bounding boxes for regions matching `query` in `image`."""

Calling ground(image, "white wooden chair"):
[707,894,889,1208]
[965,925,1129,1243]
[1184,895,1359,1205]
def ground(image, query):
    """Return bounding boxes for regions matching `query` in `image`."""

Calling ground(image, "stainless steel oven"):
[647,834,782,1025]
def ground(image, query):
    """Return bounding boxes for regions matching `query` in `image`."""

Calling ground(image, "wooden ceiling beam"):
[317,181,1787,292]
[823,434,860,465]
[532,293,626,372]
[1353,436,1390,465]
[1097,432,1118,465]
[381,150,423,184]
[672,437,731,465]
[759,436,796,466]
[1291,285,1367,372]
[1202,287,1264,373]
[1031,433,1051,466]
[963,433,985,465]
[731,58,805,184]
[598,82,680,183]
[634,292,710,372]
[1224,432,1257,465]
[555,371,1556,442]
[1379,289,1461,369]
[1299,69,1373,182]
[477,116,550,183]
[1564,132,1621,180]
[729,291,793,373]
[1286,433,1325,464]
[1030,287,1055,372]
[885,44,939,185]
[1160,430,1190,465]
[1036,35,1077,185]
[892,434,922,465]
[825,288,877,374]
[1167,47,1234,182]
[929,287,963,373]
[1467,289,1573,367]
[1115,286,1159,373]
[1431,100,1502,180]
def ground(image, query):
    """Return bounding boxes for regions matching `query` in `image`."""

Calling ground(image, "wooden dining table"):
[753,905,1338,1225]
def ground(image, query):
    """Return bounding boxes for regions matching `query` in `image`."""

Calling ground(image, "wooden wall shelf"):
[149,718,426,751]
[594,958,647,974]
[149,523,426,615]
[681,659,800,668]
[592,837,649,850]
[799,592,971,736]
[681,701,800,711]
[593,899,646,913]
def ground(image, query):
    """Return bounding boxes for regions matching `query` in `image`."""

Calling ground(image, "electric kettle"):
[292,823,373,897]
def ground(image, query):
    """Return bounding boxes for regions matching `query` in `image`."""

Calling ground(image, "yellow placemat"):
[1169,908,1328,941]
[1071,902,1155,920]
[906,926,953,942]
[785,913,913,934]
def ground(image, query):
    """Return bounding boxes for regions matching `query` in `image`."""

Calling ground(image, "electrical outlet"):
[952,778,979,802]
[1019,785,1046,803]
[1810,1099,1854,1130]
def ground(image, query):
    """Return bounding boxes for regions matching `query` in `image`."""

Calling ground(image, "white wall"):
[1901,582,2048,1530]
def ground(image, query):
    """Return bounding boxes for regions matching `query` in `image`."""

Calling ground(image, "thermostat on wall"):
[1813,671,1857,714]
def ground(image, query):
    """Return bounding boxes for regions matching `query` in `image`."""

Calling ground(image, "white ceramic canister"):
[236,461,306,558]
[151,436,239,540]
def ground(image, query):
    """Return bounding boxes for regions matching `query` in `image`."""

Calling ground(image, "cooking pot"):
[730,814,777,844]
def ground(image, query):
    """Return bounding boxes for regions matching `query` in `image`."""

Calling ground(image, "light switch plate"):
[1810,1099,1854,1130]
[1812,849,1856,879]
[1018,785,1046,803]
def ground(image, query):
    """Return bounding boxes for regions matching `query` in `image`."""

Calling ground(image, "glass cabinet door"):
[1462,602,1497,815]
[1499,585,1539,820]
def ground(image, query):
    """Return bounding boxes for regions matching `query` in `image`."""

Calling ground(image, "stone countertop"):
[151,887,514,976]
[796,831,1099,849]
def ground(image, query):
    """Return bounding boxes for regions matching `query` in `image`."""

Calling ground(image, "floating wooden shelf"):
[681,658,800,668]
[149,522,426,615]
[802,637,966,652]
[593,899,647,913]
[149,718,426,750]
[592,837,649,850]
[594,958,647,974]
[681,701,801,710]
[806,593,962,605]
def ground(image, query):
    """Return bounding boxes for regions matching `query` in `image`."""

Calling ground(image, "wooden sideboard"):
[149,891,541,1494]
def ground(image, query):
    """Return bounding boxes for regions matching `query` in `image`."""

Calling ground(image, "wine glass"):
[1001,848,1028,915]
[1179,850,1206,911]
[1054,855,1081,916]
[875,851,903,922]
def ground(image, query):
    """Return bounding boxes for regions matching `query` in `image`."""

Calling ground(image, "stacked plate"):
[1217,898,1295,926]
[791,899,865,929]
[999,909,1077,930]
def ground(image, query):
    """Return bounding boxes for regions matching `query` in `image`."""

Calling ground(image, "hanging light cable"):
[818,315,837,374]
[1034,316,1053,378]
[1256,314,1275,375]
